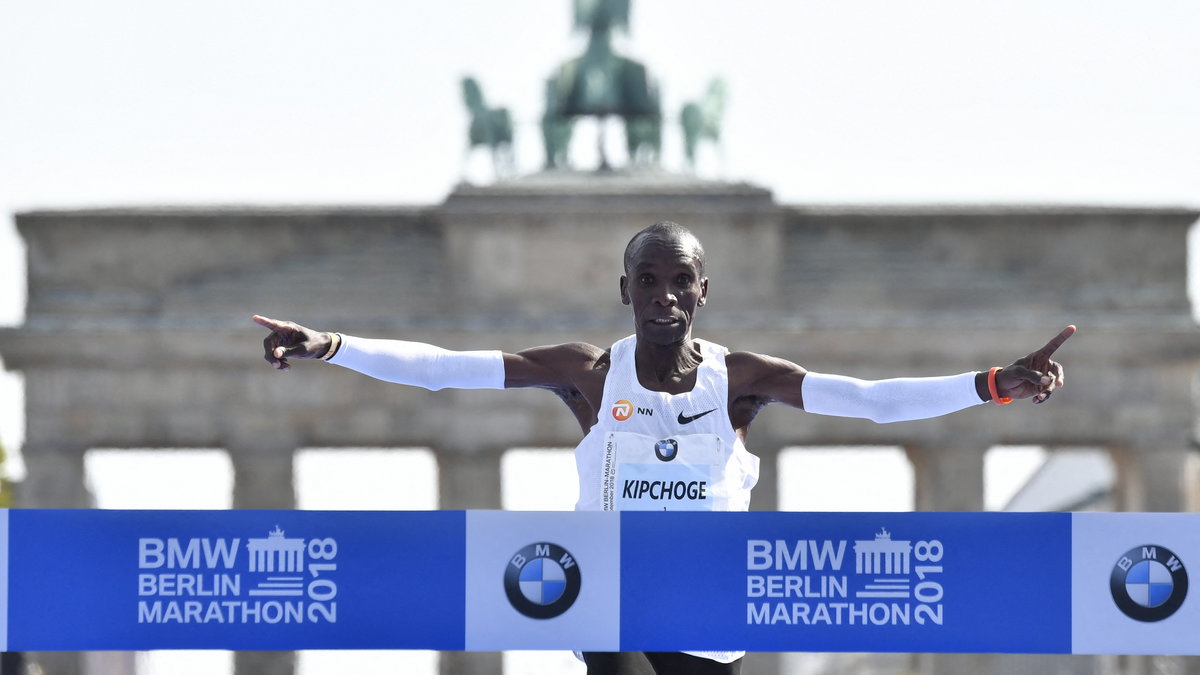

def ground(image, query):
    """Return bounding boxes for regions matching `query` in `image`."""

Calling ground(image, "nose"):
[652,283,677,306]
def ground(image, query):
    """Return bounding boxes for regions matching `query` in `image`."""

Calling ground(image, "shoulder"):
[504,342,609,390]
[513,341,608,368]
[726,350,802,372]
[726,350,808,401]
[546,341,609,364]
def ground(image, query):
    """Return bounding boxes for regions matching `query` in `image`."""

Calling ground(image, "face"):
[620,235,709,346]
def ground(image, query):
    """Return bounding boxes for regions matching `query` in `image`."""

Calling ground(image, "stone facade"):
[2,174,1198,675]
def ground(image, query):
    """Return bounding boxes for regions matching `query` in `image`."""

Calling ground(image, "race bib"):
[602,432,723,511]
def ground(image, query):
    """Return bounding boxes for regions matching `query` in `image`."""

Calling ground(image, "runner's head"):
[623,221,705,277]
[620,222,709,346]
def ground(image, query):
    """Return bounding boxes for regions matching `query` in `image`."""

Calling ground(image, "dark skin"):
[254,231,1074,440]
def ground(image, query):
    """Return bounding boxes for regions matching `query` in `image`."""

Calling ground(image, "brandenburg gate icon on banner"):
[248,526,305,573]
[854,528,913,575]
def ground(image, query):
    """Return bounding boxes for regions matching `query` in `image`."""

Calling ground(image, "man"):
[255,221,1072,674]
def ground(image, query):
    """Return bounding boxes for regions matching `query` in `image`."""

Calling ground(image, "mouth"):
[648,317,681,326]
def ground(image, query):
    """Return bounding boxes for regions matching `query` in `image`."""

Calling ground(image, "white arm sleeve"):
[801,371,984,424]
[327,335,506,391]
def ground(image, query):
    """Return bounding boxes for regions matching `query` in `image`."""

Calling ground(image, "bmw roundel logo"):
[504,542,582,619]
[1110,544,1188,622]
[654,438,679,462]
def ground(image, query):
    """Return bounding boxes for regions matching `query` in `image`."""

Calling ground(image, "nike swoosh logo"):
[677,408,717,425]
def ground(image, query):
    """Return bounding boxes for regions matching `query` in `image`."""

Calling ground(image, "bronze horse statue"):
[461,76,515,179]
[680,78,727,172]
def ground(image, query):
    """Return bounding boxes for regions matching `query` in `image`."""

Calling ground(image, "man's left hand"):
[996,325,1076,404]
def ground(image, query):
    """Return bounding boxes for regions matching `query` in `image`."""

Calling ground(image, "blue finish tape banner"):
[5,510,466,652]
[0,509,1195,654]
[619,511,1073,654]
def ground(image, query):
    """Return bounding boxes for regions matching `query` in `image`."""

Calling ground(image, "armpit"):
[729,394,771,431]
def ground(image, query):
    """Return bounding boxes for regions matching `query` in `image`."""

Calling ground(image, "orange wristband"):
[988,367,1013,405]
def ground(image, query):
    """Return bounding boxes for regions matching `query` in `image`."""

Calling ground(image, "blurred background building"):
[1,2,1199,675]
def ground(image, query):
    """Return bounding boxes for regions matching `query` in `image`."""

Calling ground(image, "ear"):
[697,277,709,307]
[619,275,631,305]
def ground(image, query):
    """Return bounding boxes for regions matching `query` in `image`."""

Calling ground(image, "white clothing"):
[574,335,760,514]
[573,335,758,665]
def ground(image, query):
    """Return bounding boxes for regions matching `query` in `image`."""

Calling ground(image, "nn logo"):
[612,400,633,421]
[611,400,653,421]
[504,542,582,619]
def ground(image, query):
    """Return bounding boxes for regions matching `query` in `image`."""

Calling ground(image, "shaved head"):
[623,222,706,276]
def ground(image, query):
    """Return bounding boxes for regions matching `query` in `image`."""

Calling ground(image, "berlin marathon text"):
[747,601,916,626]
[138,599,335,624]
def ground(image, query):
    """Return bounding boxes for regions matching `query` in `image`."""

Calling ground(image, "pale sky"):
[2,1,1198,212]
[1,1,1198,482]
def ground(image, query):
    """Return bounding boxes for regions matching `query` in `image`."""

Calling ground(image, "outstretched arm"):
[252,315,601,394]
[253,314,504,389]
[731,325,1076,423]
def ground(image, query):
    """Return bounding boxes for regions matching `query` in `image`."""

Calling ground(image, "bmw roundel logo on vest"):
[504,542,582,619]
[654,438,678,461]
[1110,544,1188,622]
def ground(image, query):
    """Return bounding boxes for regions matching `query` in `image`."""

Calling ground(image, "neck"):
[634,336,702,386]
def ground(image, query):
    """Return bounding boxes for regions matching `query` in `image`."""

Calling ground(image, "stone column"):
[1111,445,1191,512]
[906,443,985,675]
[18,442,91,675]
[229,448,296,510]
[83,652,137,675]
[437,445,503,675]
[437,447,503,510]
[905,443,986,512]
[228,441,297,675]
[742,651,784,675]
[745,448,782,675]
[16,442,91,509]
[232,651,295,675]
[748,447,780,512]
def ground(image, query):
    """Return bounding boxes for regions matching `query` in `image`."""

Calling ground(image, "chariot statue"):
[542,0,662,169]
[462,0,727,176]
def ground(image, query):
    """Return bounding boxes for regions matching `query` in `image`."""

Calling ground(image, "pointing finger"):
[1038,325,1076,358]
[252,314,282,330]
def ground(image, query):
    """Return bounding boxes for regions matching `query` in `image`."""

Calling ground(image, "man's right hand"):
[252,315,333,370]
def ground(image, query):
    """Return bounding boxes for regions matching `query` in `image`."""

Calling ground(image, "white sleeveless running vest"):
[573,335,758,664]
[574,335,760,513]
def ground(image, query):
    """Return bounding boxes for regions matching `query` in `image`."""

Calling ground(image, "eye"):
[639,274,654,286]
[676,274,692,286]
